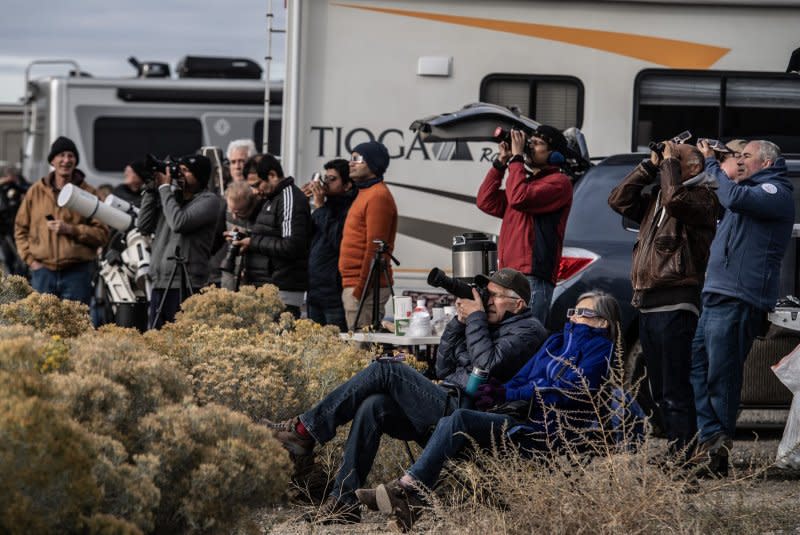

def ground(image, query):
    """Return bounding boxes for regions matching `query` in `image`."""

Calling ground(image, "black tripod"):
[354,239,400,331]
[149,246,193,329]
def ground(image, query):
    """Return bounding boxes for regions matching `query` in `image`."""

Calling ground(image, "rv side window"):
[480,74,584,131]
[634,70,800,154]
[94,117,202,172]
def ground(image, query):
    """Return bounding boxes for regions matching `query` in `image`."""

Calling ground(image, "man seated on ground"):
[266,268,547,524]
[358,291,620,532]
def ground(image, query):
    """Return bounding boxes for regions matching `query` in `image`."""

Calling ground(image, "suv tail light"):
[557,247,600,285]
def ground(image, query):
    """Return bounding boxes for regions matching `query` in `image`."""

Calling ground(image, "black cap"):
[180,154,212,187]
[474,268,531,305]
[532,125,567,153]
[48,136,79,165]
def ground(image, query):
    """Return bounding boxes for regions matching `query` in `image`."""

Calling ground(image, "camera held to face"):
[649,130,692,159]
[427,267,490,308]
[311,172,331,187]
[143,153,183,188]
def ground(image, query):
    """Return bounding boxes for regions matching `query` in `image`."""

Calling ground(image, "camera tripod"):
[149,246,193,330]
[354,240,400,331]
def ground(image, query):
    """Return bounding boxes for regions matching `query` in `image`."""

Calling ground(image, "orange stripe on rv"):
[334,3,729,69]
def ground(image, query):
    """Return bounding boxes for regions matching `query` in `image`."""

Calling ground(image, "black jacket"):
[246,177,311,291]
[110,184,142,208]
[307,188,357,308]
[435,307,547,389]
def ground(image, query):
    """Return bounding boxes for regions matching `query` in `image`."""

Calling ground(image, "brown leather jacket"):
[608,158,720,309]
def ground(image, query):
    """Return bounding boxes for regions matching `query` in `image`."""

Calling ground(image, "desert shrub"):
[0,292,92,337]
[0,391,101,533]
[138,402,292,533]
[0,274,33,304]
[49,372,133,441]
[174,285,285,333]
[83,513,143,535]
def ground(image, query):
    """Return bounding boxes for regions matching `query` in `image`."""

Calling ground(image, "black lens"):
[427,267,474,300]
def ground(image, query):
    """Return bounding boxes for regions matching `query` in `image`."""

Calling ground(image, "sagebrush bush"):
[174,285,285,333]
[0,292,92,337]
[138,402,292,533]
[0,274,33,304]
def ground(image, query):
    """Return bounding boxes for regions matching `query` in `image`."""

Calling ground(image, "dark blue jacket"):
[436,307,547,389]
[504,321,614,409]
[307,188,357,308]
[703,158,794,311]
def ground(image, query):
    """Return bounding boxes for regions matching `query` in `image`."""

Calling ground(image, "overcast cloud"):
[0,0,286,103]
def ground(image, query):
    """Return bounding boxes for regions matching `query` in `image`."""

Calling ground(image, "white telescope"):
[57,184,133,232]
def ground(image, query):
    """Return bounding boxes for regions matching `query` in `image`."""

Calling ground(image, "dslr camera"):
[220,229,248,274]
[311,172,331,187]
[143,153,183,188]
[427,267,490,308]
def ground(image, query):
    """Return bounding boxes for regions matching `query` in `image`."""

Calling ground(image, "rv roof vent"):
[128,57,171,78]
[176,56,262,80]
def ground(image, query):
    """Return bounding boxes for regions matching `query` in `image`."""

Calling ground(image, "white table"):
[339,332,442,364]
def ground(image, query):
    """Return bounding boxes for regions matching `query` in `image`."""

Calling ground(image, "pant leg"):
[307,302,326,325]
[690,310,713,442]
[527,276,554,326]
[30,266,58,295]
[343,286,391,330]
[57,262,94,305]
[640,310,698,451]
[299,360,456,444]
[324,304,348,332]
[148,288,181,330]
[406,409,514,489]
[331,394,424,504]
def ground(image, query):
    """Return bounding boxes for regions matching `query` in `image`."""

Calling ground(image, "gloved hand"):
[474,381,506,411]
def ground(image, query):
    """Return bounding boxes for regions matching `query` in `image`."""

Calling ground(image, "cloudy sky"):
[0,0,287,103]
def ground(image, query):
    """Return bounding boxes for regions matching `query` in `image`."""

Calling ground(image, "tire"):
[623,339,666,437]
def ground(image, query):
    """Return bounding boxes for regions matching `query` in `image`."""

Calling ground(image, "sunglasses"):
[350,155,366,164]
[567,307,601,319]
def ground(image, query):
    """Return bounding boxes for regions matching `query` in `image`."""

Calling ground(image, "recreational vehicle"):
[21,57,282,187]
[281,0,800,290]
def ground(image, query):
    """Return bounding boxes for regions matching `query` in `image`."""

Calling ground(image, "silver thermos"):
[451,233,498,283]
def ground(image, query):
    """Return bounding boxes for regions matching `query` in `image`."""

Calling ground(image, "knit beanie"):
[180,154,212,187]
[128,160,148,179]
[532,125,567,153]
[48,136,80,165]
[352,141,390,178]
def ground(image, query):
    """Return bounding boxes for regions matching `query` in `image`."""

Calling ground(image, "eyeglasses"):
[350,155,366,164]
[567,307,601,319]
[487,291,518,301]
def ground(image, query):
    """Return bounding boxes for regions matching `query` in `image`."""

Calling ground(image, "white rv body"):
[22,74,282,186]
[282,0,800,289]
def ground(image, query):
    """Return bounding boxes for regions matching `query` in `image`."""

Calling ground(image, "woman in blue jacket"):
[358,290,621,531]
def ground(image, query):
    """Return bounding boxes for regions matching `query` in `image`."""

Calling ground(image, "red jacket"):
[477,161,572,284]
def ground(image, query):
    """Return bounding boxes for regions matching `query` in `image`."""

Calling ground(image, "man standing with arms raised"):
[339,141,398,330]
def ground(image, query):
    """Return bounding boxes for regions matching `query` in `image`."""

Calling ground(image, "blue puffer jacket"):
[504,321,614,409]
[703,158,794,311]
[435,308,547,389]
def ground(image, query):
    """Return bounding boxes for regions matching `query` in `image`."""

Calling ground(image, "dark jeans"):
[30,261,94,305]
[307,301,348,332]
[407,409,515,489]
[526,276,554,326]
[299,361,459,504]
[148,287,199,330]
[690,297,761,443]
[639,310,698,452]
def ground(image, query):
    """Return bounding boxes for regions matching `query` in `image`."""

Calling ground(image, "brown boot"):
[264,416,314,457]
[375,480,426,532]
[355,487,379,511]
[690,432,732,478]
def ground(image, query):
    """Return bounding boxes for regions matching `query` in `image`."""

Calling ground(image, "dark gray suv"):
[551,153,800,415]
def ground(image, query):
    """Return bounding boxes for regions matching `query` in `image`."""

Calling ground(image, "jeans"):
[30,262,93,305]
[307,301,348,332]
[690,297,761,443]
[342,286,391,330]
[527,276,554,326]
[407,409,515,489]
[639,310,698,452]
[299,361,459,503]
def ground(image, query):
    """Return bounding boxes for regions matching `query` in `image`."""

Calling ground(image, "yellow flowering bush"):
[0,274,33,304]
[138,402,292,533]
[0,292,92,337]
[174,284,285,333]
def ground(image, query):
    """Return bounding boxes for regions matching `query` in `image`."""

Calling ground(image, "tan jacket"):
[14,171,109,270]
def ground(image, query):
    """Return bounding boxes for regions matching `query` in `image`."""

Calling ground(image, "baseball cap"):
[474,268,531,305]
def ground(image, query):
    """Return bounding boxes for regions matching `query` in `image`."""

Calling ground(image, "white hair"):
[753,140,781,164]
[226,139,257,159]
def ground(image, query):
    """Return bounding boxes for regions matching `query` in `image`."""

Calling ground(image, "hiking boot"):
[375,480,426,532]
[264,416,314,457]
[355,487,379,511]
[690,432,732,478]
[301,495,361,524]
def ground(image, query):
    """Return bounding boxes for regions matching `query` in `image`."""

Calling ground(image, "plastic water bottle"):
[408,298,432,336]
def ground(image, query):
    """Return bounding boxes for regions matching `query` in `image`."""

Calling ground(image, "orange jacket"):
[338,182,397,299]
[14,172,109,270]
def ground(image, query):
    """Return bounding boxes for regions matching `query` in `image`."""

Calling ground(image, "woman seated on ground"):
[357,290,621,532]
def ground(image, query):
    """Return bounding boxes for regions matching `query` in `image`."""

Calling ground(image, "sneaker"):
[302,495,361,524]
[375,480,426,532]
[264,416,314,457]
[691,432,732,478]
[355,487,379,511]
